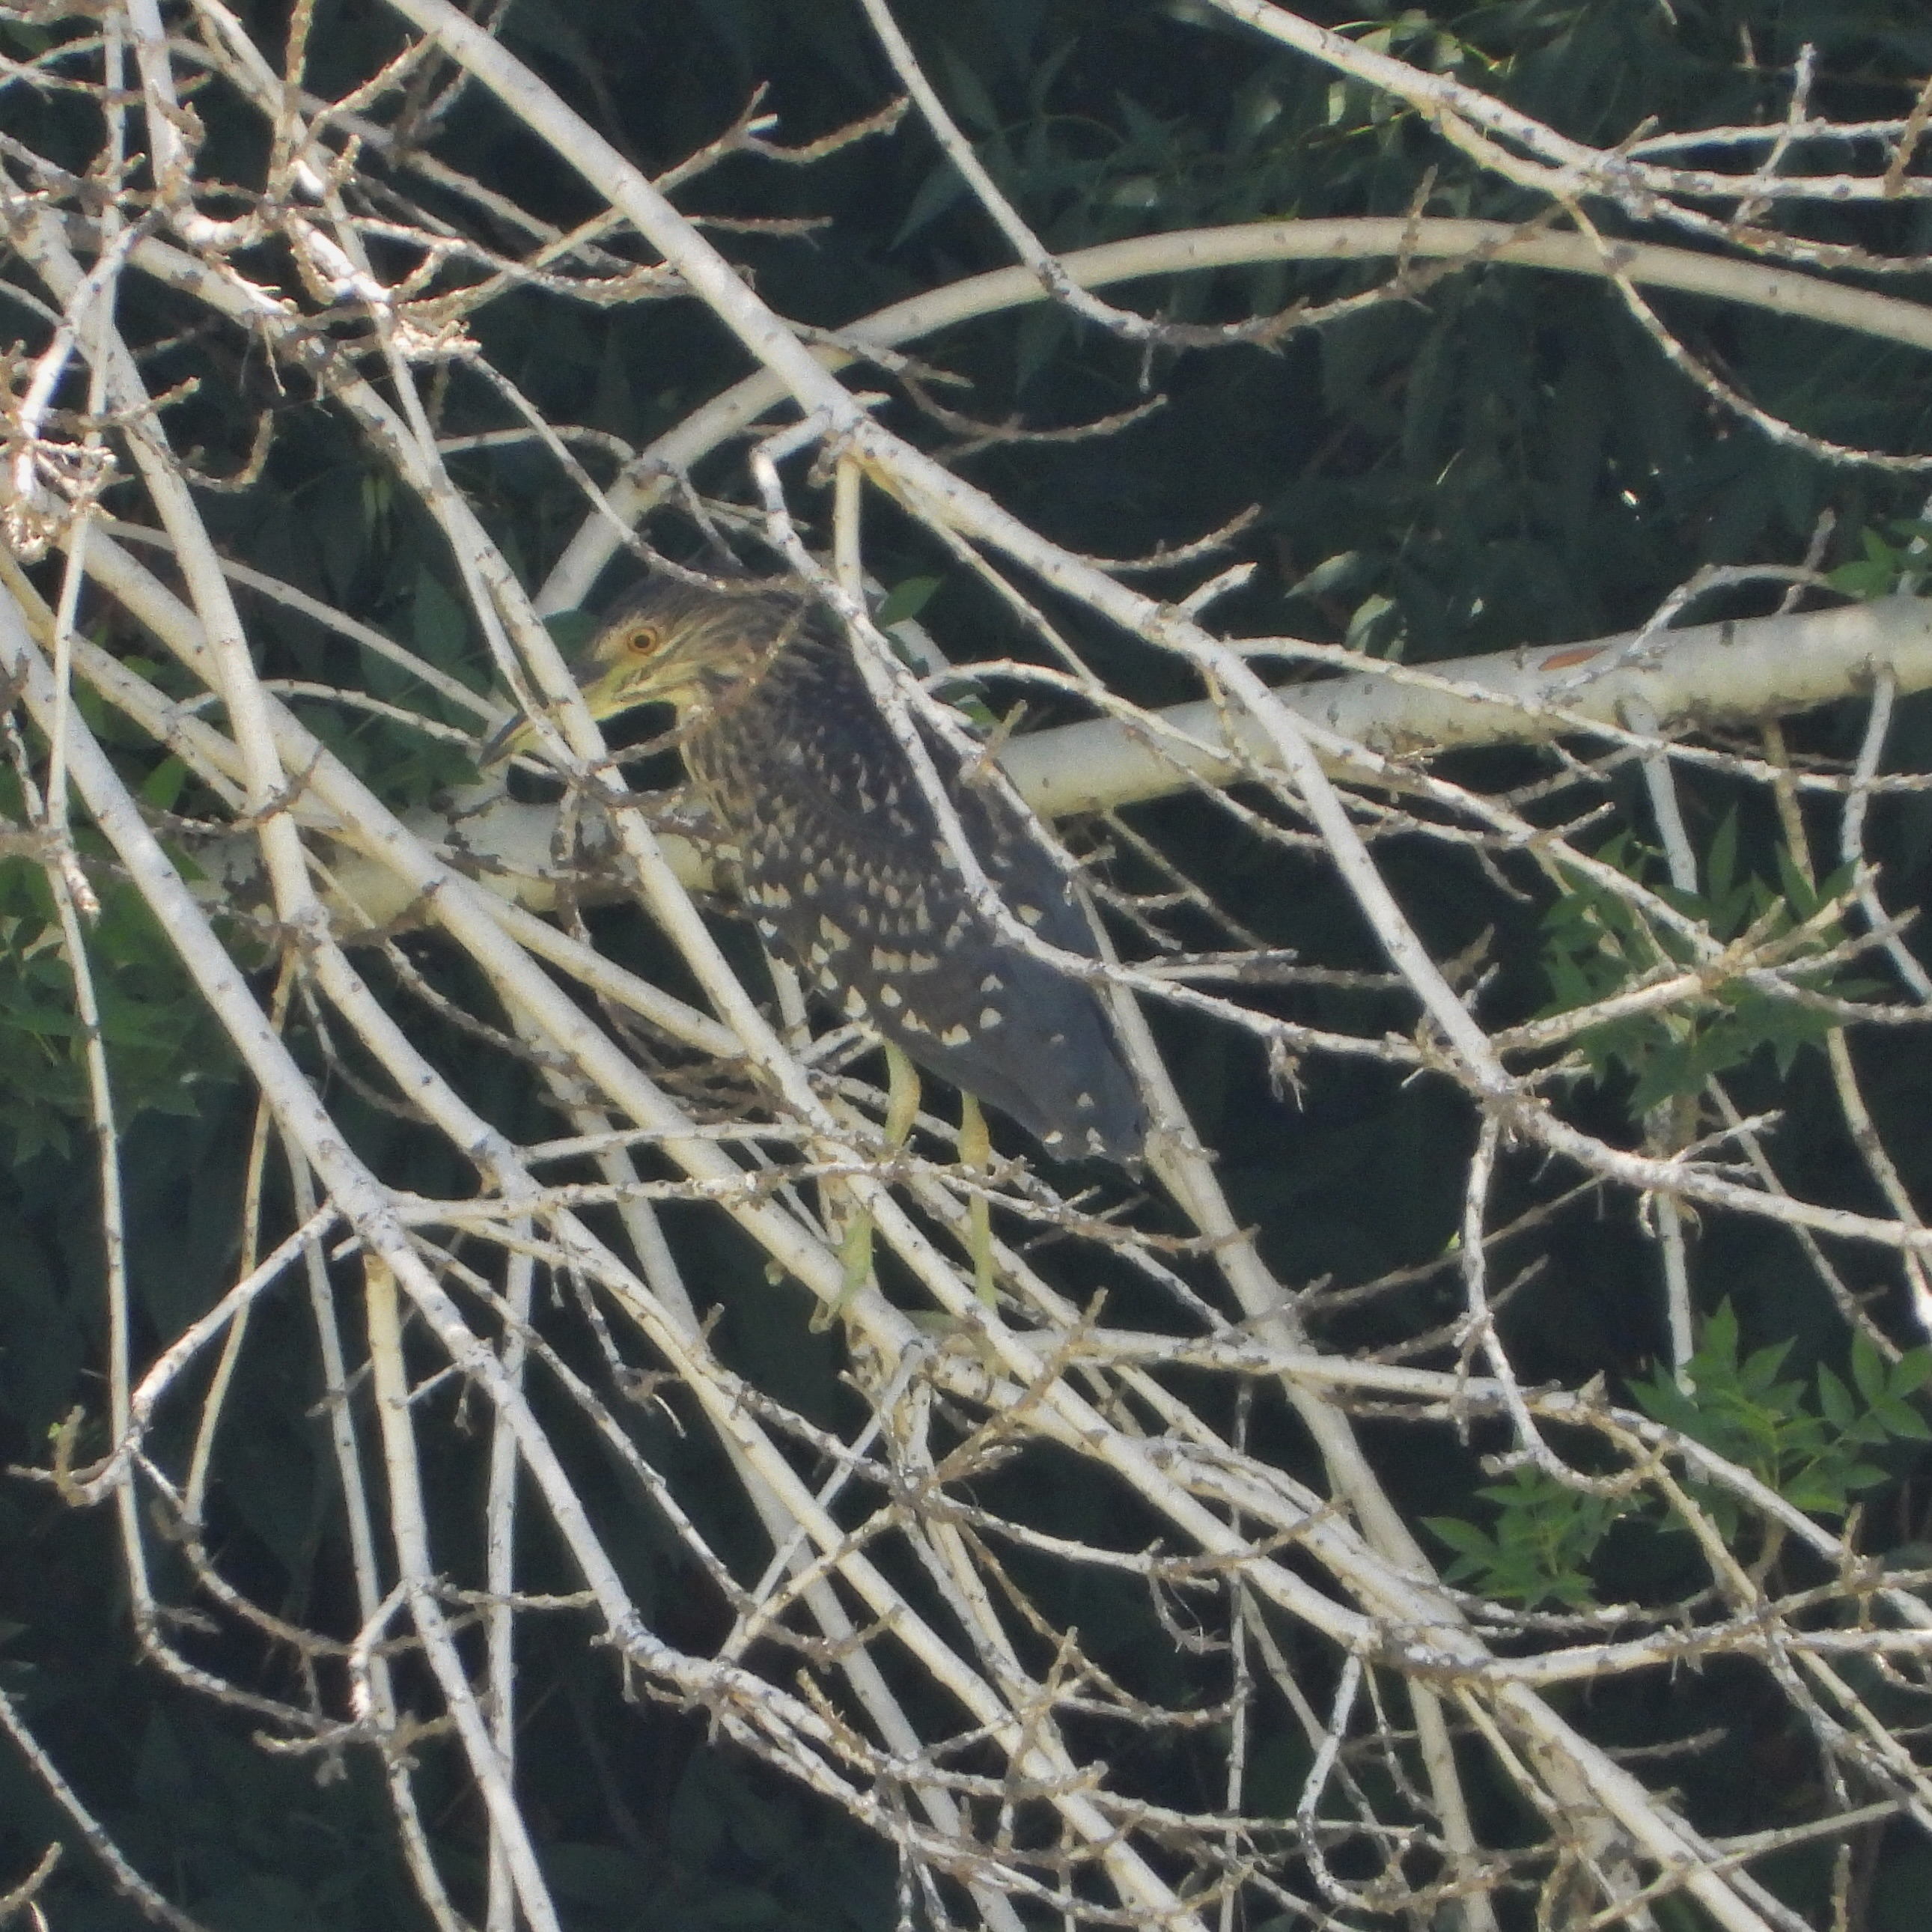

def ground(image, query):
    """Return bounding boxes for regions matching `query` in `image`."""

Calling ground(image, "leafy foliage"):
[1427,1465,1636,1609]
[1826,517,1932,600]
[1539,821,1862,1110]
[0,853,233,1165]
[1636,1302,1932,1534]
[1428,1307,1932,1607]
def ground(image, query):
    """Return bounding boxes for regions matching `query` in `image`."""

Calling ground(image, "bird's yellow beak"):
[475,644,636,771]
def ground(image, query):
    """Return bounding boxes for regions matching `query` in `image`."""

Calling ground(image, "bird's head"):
[481,577,806,768]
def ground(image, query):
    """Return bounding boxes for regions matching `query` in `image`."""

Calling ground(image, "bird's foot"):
[814,1210,877,1332]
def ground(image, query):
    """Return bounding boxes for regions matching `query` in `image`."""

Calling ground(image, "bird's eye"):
[627,626,662,658]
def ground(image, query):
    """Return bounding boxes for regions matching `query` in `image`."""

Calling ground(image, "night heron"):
[486,575,1146,1320]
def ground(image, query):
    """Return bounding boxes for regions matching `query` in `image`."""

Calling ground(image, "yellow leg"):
[960,1093,996,1308]
[884,1041,922,1146]
[813,1046,923,1332]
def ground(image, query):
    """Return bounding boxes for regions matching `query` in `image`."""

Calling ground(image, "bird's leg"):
[958,1094,996,1308]
[884,1038,923,1148]
[814,1044,924,1332]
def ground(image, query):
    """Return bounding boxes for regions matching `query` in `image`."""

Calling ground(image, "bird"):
[485,573,1147,1318]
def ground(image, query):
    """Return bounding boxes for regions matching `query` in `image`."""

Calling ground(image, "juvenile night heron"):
[486,575,1146,1317]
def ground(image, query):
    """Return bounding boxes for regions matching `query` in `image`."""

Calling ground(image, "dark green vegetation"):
[5,0,1932,1927]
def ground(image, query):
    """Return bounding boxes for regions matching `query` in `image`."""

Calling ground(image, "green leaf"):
[140,755,189,811]
[940,43,1003,136]
[875,576,943,628]
[892,159,973,247]
[1423,1516,1497,1559]
[1871,1395,1931,1442]
[1851,1329,1887,1405]
[410,567,469,672]
[1826,558,1896,599]
[1891,1349,1932,1398]
[1738,1338,1794,1399]
[1290,550,1368,600]
[1817,1364,1856,1433]
[1343,591,1400,656]
[1633,1370,1701,1438]
[1775,841,1820,921]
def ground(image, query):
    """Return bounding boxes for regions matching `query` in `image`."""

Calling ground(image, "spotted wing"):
[725,643,1145,1162]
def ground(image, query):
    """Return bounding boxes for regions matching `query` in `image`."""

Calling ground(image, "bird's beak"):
[477,710,533,770]
[476,647,625,771]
